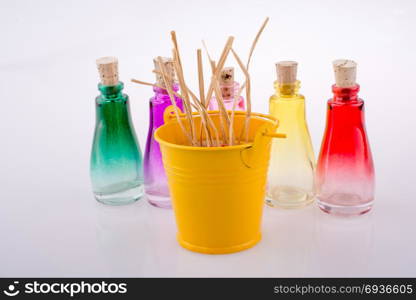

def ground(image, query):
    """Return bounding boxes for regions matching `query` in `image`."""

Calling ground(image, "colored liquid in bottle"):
[90,82,144,205]
[267,81,315,208]
[316,84,375,216]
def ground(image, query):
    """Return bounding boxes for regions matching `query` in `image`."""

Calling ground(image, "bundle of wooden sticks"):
[132,18,269,147]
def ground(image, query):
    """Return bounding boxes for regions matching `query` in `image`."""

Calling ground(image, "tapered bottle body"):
[90,82,144,205]
[144,85,183,208]
[266,81,315,208]
[317,85,374,215]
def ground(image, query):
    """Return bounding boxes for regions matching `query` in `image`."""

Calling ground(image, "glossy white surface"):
[1,0,415,277]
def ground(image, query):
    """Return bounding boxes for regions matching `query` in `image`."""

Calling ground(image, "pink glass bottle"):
[316,60,375,216]
[208,67,245,111]
[144,58,183,208]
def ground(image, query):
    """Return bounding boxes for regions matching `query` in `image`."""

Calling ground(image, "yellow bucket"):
[155,107,284,254]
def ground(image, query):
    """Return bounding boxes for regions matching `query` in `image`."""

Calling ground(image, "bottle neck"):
[95,81,131,125]
[98,81,124,100]
[332,84,360,102]
[149,83,183,128]
[220,81,239,100]
[274,80,301,97]
[153,83,179,97]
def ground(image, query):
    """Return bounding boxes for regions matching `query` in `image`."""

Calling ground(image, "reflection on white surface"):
[95,198,179,276]
[1,0,416,277]
[261,204,317,277]
[95,200,151,276]
[92,202,375,277]
[91,201,398,277]
[312,211,374,277]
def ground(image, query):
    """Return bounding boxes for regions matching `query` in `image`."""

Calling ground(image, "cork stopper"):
[276,61,297,84]
[220,67,234,85]
[333,59,357,87]
[219,67,234,99]
[96,56,119,86]
[154,57,176,88]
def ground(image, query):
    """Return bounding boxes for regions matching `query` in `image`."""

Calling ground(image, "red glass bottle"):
[316,60,375,216]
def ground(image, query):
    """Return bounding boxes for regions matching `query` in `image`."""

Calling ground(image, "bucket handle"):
[240,121,286,168]
[163,105,181,124]
[163,105,286,131]
[162,105,286,166]
[263,132,287,138]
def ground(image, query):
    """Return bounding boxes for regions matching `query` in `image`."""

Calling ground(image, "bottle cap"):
[220,67,234,85]
[333,59,357,87]
[276,61,297,84]
[96,56,119,86]
[219,67,234,98]
[154,57,176,87]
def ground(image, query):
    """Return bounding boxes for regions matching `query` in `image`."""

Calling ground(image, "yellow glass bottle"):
[267,61,315,208]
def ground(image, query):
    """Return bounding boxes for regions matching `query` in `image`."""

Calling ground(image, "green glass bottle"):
[90,57,144,205]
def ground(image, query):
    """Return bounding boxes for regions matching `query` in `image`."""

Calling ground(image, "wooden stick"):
[131,78,160,88]
[188,88,217,146]
[231,16,268,143]
[153,68,193,107]
[171,31,183,69]
[179,79,207,144]
[231,48,251,143]
[187,90,214,147]
[131,78,184,104]
[171,49,197,146]
[235,17,268,142]
[229,82,246,145]
[190,101,211,147]
[156,57,193,145]
[202,40,216,73]
[152,69,181,93]
[243,79,251,143]
[197,49,205,107]
[133,20,266,148]
[213,77,232,144]
[188,89,219,146]
[197,49,206,145]
[170,34,198,145]
[133,76,213,146]
[132,75,209,146]
[215,37,234,76]
[204,36,234,109]
[201,40,217,107]
[246,17,269,70]
[171,31,219,144]
[212,77,231,127]
[131,77,215,146]
[210,60,216,75]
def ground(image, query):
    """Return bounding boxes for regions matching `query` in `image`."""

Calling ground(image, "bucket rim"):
[154,111,278,151]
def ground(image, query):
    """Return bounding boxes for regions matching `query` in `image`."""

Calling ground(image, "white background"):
[1,0,416,277]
